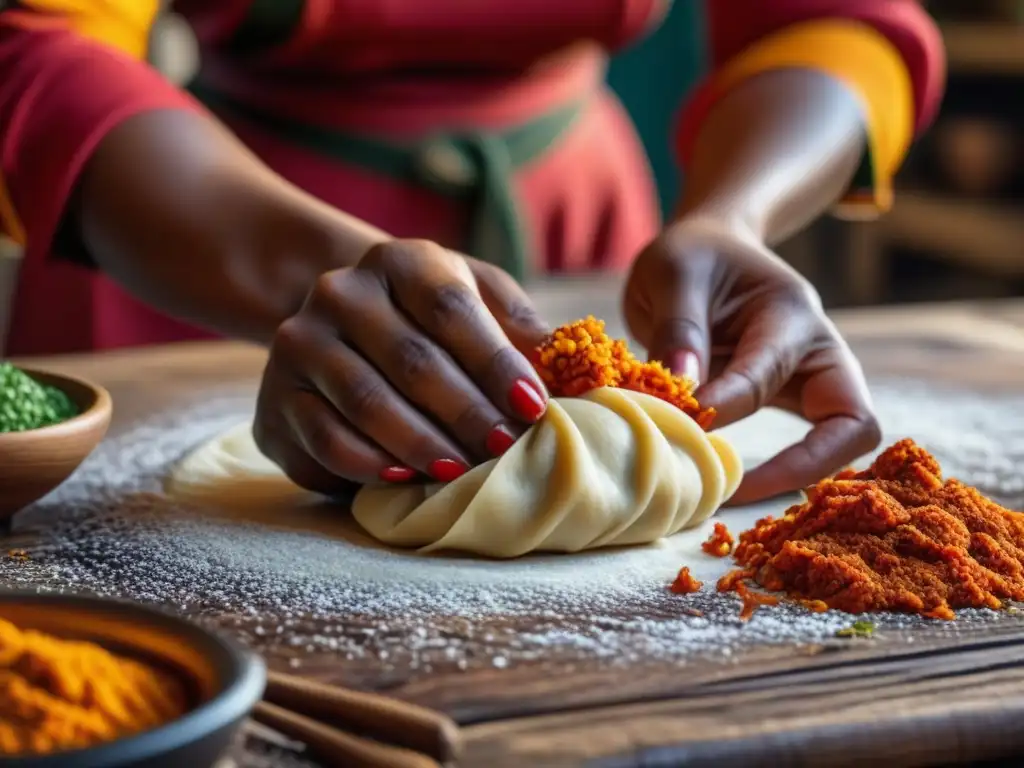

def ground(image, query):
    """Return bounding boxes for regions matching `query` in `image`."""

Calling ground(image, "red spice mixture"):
[718,439,1024,621]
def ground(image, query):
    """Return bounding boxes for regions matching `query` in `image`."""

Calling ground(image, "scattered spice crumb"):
[669,566,703,595]
[800,600,829,613]
[533,316,714,428]
[835,620,876,639]
[732,581,780,622]
[701,522,734,557]
[731,439,1024,620]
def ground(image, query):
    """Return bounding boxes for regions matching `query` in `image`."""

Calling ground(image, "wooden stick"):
[263,670,462,765]
[252,701,441,768]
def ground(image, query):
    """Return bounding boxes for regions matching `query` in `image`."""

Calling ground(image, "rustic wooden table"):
[9,283,1024,768]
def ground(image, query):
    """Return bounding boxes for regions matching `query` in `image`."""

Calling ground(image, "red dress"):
[0,0,944,356]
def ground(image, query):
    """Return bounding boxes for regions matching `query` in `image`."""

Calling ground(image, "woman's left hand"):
[623,215,881,505]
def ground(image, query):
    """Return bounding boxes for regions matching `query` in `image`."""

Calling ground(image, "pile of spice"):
[718,439,1024,620]
[0,363,79,433]
[532,317,714,429]
[0,617,189,755]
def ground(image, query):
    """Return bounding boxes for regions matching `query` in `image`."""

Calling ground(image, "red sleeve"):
[0,11,202,261]
[701,0,945,135]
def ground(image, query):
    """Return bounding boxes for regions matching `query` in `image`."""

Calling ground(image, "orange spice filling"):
[718,439,1024,621]
[701,522,734,558]
[532,317,715,429]
[670,566,704,595]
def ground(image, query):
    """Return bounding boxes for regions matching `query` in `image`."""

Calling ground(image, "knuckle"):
[392,334,440,385]
[336,375,389,422]
[504,299,545,330]
[269,318,312,367]
[429,283,479,328]
[480,344,521,387]
[733,367,771,412]
[764,344,795,394]
[405,435,443,469]
[272,317,306,350]
[365,239,431,272]
[451,402,495,441]
[307,270,354,317]
[655,317,705,349]
[857,414,884,452]
[302,419,346,465]
[311,270,343,303]
[776,277,822,311]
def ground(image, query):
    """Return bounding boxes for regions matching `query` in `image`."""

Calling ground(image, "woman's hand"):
[624,216,881,505]
[254,240,551,494]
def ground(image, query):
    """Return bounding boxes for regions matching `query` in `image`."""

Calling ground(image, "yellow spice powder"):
[0,617,189,755]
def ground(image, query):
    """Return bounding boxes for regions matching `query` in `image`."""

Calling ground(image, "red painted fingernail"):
[379,466,417,483]
[486,425,517,457]
[509,378,546,422]
[429,459,469,483]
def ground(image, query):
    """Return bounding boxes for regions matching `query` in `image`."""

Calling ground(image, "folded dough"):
[353,388,742,558]
[166,388,742,559]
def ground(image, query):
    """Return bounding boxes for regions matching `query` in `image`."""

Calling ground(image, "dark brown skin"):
[626,69,881,504]
[77,67,880,498]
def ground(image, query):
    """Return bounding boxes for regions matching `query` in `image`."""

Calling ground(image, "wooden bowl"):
[0,591,266,767]
[0,368,113,522]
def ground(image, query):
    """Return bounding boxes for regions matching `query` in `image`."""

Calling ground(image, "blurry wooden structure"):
[818,18,1024,306]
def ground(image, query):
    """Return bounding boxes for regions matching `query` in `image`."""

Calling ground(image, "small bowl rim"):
[0,590,266,768]
[0,366,112,442]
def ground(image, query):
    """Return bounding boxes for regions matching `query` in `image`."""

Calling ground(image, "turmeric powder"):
[0,617,189,755]
[533,317,715,428]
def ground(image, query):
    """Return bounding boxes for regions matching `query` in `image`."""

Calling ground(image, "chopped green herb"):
[0,363,79,433]
[835,620,876,638]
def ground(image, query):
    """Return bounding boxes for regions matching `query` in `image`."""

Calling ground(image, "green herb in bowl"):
[0,362,80,433]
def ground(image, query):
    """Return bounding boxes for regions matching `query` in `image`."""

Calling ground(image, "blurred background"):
[609,0,1024,309]
[1,1,1022,352]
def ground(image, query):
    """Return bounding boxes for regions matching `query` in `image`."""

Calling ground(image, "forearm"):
[675,68,864,246]
[77,109,388,345]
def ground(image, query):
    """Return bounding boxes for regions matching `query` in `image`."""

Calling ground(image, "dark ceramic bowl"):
[0,591,265,768]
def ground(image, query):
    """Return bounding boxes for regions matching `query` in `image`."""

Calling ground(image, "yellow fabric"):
[0,186,25,246]
[706,19,915,218]
[20,0,159,59]
[0,1,159,244]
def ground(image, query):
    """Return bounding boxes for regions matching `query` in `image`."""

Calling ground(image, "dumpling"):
[353,387,742,558]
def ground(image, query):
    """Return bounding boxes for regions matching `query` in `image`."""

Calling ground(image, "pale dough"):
[166,388,743,558]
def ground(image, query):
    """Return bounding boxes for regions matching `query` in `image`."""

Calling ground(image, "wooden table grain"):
[10,286,1024,768]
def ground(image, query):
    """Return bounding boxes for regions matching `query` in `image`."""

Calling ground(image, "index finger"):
[726,350,881,506]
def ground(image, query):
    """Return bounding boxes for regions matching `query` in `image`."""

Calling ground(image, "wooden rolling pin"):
[262,670,462,765]
[253,701,441,768]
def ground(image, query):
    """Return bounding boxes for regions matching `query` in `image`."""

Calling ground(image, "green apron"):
[189,81,584,283]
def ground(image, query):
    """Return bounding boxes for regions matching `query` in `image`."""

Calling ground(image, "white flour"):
[3,378,1023,674]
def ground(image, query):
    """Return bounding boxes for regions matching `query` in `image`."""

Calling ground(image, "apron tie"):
[189,80,584,283]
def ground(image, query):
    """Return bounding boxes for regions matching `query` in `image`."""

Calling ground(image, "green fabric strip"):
[849,138,876,199]
[189,81,584,282]
[226,0,306,55]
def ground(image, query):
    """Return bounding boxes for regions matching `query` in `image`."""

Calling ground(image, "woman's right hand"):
[253,239,552,494]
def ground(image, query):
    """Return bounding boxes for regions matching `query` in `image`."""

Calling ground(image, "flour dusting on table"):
[3,378,1023,676]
